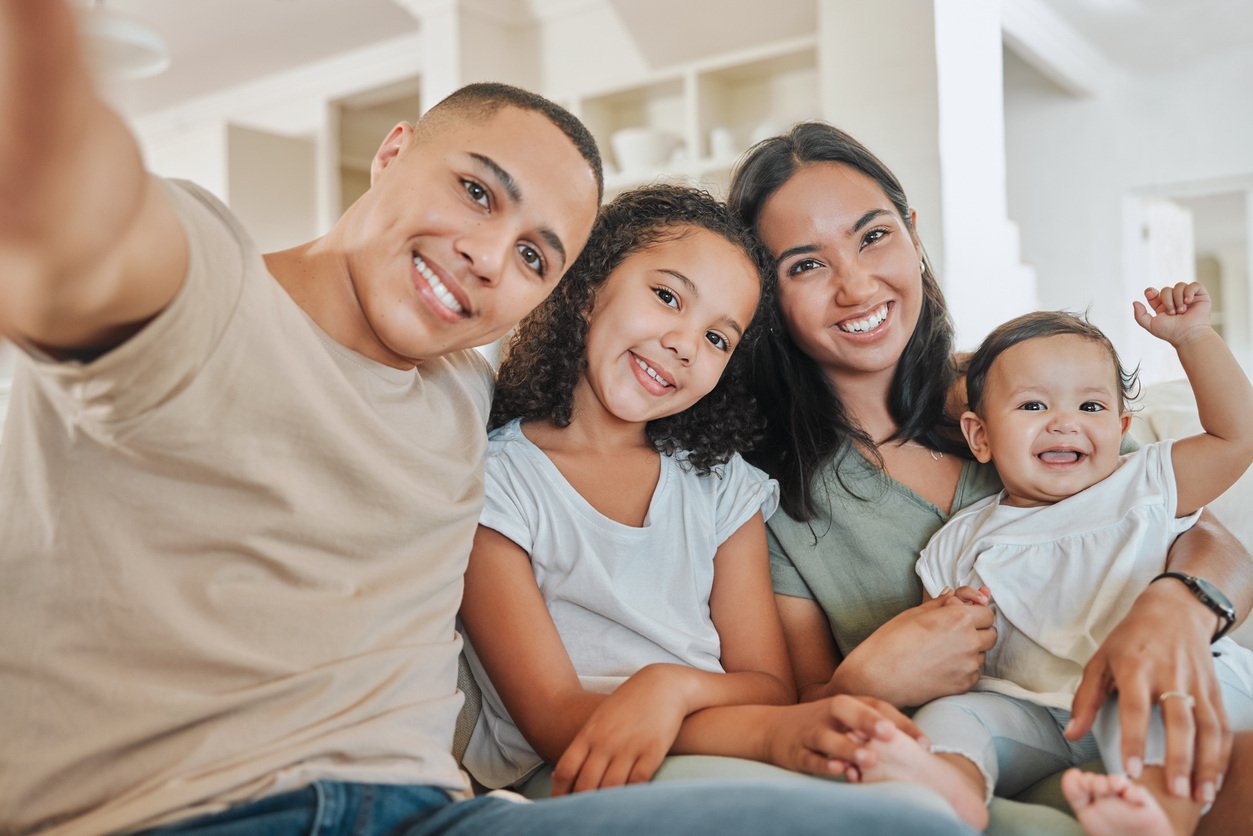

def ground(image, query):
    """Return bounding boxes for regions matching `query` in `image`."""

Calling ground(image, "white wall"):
[1005,42,1253,376]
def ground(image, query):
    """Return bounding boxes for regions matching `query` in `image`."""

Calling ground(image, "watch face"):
[1193,576,1236,614]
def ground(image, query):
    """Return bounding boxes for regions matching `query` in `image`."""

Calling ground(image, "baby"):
[854,283,1253,835]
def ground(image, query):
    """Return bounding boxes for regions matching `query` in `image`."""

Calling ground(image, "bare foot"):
[1061,768,1174,836]
[850,726,989,831]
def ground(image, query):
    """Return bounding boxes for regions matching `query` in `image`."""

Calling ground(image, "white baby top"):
[916,441,1213,709]
[461,418,779,788]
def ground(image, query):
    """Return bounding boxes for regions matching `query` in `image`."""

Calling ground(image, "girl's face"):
[960,334,1131,507]
[755,163,923,391]
[576,227,760,427]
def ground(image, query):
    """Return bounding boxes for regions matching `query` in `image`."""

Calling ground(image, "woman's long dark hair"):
[491,184,775,475]
[727,122,968,520]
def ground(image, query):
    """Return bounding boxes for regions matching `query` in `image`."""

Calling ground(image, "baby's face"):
[963,334,1131,507]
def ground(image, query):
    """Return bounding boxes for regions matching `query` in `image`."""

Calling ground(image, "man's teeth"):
[633,355,672,387]
[839,304,888,334]
[414,255,464,314]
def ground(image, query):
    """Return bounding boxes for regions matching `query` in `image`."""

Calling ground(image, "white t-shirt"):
[0,179,493,834]
[461,418,779,788]
[916,441,1212,709]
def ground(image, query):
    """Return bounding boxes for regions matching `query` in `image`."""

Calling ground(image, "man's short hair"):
[421,82,603,203]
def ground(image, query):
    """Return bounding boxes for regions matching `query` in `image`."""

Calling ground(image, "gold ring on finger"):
[1158,691,1197,710]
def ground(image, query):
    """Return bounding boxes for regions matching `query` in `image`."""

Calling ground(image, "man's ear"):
[961,410,993,463]
[370,122,414,185]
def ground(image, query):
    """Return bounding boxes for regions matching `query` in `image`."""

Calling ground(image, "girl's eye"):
[706,331,729,352]
[1080,401,1105,413]
[462,179,489,208]
[654,287,679,308]
[1018,401,1046,411]
[517,243,546,277]
[861,228,888,249]
[786,258,823,277]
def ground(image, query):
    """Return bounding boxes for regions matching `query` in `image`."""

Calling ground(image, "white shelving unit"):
[563,35,819,199]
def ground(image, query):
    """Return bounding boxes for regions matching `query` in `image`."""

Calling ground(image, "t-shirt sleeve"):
[13,178,249,426]
[915,536,953,597]
[767,521,816,600]
[713,453,781,545]
[1155,439,1203,532]
[479,446,537,554]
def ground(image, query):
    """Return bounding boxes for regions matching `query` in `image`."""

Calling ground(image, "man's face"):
[346,105,599,366]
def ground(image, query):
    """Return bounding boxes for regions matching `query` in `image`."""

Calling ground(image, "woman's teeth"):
[414,255,464,314]
[839,304,888,334]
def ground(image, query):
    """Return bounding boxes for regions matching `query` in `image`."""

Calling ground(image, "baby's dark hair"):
[490,184,775,474]
[965,310,1139,414]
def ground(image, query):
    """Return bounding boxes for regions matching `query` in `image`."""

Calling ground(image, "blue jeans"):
[138,779,973,835]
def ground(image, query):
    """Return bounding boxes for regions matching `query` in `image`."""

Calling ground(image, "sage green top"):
[767,446,1002,658]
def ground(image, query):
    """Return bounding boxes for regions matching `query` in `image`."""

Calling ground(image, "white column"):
[817,0,1036,349]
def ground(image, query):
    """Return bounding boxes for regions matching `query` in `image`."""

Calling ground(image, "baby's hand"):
[936,585,991,607]
[1133,282,1213,347]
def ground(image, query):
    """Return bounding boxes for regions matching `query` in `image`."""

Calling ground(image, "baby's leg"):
[854,692,1076,831]
[848,724,989,831]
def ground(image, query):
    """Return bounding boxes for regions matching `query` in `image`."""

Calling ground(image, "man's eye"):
[462,179,489,208]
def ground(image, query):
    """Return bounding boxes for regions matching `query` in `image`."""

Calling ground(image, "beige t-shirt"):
[0,180,493,834]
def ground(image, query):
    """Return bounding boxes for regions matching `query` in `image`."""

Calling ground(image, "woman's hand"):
[549,665,690,795]
[1067,578,1231,804]
[762,695,929,777]
[831,593,996,708]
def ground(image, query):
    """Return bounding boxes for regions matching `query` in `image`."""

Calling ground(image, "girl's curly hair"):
[490,184,776,474]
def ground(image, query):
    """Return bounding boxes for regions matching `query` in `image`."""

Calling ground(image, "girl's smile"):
[574,227,761,428]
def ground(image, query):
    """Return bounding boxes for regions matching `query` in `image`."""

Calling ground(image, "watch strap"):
[1152,571,1237,642]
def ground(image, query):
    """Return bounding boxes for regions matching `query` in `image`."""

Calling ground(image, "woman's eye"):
[1018,401,1045,411]
[462,179,489,208]
[654,287,679,308]
[517,243,545,276]
[861,228,888,248]
[706,331,729,352]
[1080,401,1105,413]
[786,258,823,277]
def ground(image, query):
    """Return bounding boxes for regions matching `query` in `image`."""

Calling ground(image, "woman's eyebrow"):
[849,209,890,234]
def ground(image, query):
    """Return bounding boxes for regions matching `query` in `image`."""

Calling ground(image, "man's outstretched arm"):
[1,0,186,355]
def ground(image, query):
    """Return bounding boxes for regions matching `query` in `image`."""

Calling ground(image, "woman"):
[727,122,1252,831]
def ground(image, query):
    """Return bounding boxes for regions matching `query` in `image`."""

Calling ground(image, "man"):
[0,1,971,833]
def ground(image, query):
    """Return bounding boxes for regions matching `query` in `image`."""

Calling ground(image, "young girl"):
[850,285,1253,835]
[457,185,936,803]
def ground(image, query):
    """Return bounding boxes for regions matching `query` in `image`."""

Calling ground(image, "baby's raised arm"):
[1133,282,1253,515]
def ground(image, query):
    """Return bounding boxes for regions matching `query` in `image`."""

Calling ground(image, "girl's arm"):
[775,592,996,708]
[462,515,795,795]
[549,513,796,793]
[1132,282,1253,515]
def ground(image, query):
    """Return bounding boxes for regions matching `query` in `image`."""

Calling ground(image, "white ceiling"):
[94,0,1253,117]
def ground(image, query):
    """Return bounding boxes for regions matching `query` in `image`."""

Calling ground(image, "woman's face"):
[756,162,923,390]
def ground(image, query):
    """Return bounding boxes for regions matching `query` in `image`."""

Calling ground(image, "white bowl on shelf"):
[611,128,681,173]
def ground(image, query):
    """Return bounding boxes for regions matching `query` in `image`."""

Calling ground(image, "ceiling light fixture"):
[79,0,170,79]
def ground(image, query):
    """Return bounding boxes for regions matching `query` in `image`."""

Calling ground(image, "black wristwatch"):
[1152,572,1237,642]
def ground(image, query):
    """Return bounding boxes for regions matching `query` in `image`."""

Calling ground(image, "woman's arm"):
[776,591,996,709]
[1068,510,1252,804]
